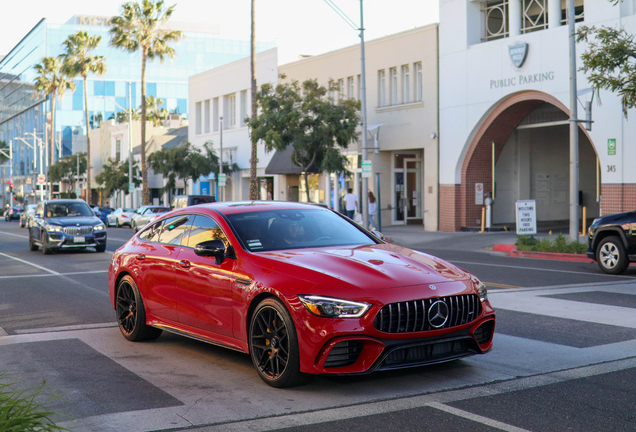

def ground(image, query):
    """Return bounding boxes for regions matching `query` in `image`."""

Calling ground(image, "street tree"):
[148,143,220,194]
[109,0,184,206]
[33,56,75,199]
[146,96,168,126]
[47,153,87,195]
[246,76,360,202]
[96,158,142,203]
[60,31,107,204]
[108,109,141,124]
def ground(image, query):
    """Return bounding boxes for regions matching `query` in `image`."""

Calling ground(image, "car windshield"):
[123,208,135,213]
[151,208,169,213]
[226,208,377,252]
[44,202,93,218]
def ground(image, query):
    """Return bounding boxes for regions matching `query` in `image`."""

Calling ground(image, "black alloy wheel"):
[116,275,162,342]
[28,231,38,251]
[597,236,629,275]
[115,218,120,228]
[249,298,304,388]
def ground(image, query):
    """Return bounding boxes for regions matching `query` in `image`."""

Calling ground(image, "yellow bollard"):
[582,206,587,236]
[480,207,486,233]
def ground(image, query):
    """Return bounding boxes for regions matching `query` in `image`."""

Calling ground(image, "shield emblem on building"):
[509,42,528,68]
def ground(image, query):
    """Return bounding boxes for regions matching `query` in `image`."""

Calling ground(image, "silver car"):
[107,208,137,227]
[20,204,37,228]
[131,206,170,232]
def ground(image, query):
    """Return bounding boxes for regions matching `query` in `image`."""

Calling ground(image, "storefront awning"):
[265,146,320,175]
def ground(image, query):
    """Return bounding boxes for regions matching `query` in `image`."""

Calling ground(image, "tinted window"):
[227,208,375,252]
[138,220,163,242]
[151,207,169,213]
[186,215,229,248]
[160,215,192,245]
[44,202,93,217]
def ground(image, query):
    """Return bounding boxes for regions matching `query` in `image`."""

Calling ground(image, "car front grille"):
[63,226,93,236]
[379,338,478,369]
[374,294,481,333]
[324,340,364,368]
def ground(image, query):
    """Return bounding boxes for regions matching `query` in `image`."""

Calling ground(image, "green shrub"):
[515,234,586,254]
[0,372,68,432]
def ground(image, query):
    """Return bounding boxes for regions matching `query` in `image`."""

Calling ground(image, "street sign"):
[218,174,226,187]
[76,188,82,197]
[608,138,617,155]
[516,200,537,235]
[129,182,135,193]
[361,160,372,178]
[475,183,484,205]
[37,174,46,185]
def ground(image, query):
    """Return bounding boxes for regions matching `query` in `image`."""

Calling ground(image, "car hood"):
[45,217,100,226]
[252,243,470,290]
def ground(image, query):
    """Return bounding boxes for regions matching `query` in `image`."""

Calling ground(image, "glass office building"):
[0,15,274,188]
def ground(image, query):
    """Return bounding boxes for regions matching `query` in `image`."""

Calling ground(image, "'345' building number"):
[607,165,616,172]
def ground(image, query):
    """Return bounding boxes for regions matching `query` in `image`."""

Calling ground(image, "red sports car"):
[108,201,495,387]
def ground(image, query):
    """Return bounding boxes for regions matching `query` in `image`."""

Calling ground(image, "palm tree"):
[109,0,183,205]
[249,0,258,200]
[60,31,107,205]
[33,57,75,199]
[146,96,168,126]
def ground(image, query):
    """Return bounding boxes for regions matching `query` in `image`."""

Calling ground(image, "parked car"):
[28,199,107,254]
[4,205,23,221]
[108,201,495,388]
[91,205,113,224]
[131,205,170,232]
[587,210,636,274]
[20,204,37,228]
[107,208,137,227]
[170,194,216,209]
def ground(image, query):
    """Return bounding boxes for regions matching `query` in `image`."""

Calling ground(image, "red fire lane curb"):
[494,244,594,262]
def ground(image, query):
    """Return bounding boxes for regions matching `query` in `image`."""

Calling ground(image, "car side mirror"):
[195,239,226,264]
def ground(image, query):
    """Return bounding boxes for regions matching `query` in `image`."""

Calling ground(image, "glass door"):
[404,159,422,221]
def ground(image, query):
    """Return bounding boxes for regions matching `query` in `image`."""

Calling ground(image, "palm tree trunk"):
[141,50,149,205]
[49,91,56,200]
[83,76,92,204]
[303,171,311,203]
[249,0,258,200]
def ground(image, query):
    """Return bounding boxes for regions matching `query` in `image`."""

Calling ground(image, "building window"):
[415,62,422,102]
[240,90,247,127]
[225,94,236,128]
[213,98,219,132]
[378,70,386,107]
[522,0,547,33]
[402,65,410,104]
[204,99,210,134]
[115,138,121,161]
[560,0,585,24]
[338,79,344,102]
[483,0,509,41]
[389,67,398,105]
[347,76,354,99]
[195,101,202,134]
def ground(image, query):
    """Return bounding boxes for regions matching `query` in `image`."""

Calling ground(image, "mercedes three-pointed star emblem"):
[428,300,449,328]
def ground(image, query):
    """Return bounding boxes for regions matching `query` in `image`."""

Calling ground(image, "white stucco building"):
[439,0,636,231]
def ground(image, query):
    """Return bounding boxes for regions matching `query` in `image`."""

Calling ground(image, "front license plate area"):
[73,236,86,243]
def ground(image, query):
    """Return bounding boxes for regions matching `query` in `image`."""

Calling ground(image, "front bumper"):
[46,231,107,249]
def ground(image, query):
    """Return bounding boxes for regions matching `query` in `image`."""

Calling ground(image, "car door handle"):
[179,260,191,268]
[135,253,145,260]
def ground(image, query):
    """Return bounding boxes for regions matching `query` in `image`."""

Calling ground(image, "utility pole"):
[128,81,134,208]
[359,0,369,229]
[219,116,224,201]
[568,0,579,242]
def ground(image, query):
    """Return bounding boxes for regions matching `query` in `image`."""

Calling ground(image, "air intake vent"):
[474,320,495,344]
[324,341,363,368]
[374,295,481,333]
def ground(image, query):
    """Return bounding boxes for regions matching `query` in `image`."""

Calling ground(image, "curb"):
[494,244,593,262]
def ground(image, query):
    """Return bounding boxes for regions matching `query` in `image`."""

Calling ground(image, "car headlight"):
[475,280,488,302]
[298,295,370,318]
[44,224,62,232]
[93,224,105,231]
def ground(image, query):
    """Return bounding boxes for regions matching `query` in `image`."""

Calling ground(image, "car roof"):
[168,201,329,216]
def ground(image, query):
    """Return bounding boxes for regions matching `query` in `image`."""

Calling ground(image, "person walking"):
[368,191,377,230]
[343,188,358,220]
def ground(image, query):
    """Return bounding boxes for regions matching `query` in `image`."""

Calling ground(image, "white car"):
[106,208,137,228]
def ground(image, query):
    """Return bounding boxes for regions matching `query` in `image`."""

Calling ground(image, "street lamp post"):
[567,0,579,241]
[219,116,223,201]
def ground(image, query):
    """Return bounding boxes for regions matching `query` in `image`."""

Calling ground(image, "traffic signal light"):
[8,182,13,193]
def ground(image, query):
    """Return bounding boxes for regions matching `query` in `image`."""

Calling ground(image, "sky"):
[0,0,440,65]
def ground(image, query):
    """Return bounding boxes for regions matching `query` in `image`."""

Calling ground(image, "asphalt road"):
[1,219,635,432]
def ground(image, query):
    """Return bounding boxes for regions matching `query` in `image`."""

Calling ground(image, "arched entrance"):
[443,91,599,231]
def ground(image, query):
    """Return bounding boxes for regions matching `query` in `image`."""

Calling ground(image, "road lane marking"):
[0,252,59,275]
[450,259,635,278]
[427,402,531,432]
[484,281,522,289]
[0,230,28,239]
[13,322,117,334]
[0,270,109,279]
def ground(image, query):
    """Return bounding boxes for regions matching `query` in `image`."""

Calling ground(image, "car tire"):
[249,298,305,388]
[133,221,138,233]
[29,232,38,251]
[597,236,629,275]
[116,275,162,342]
[116,218,120,228]
[95,244,106,253]
[41,232,52,255]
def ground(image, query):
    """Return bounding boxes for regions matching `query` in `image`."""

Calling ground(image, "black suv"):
[28,199,107,254]
[587,211,636,274]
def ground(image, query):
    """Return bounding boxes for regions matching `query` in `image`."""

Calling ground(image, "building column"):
[509,0,522,37]
[548,0,562,28]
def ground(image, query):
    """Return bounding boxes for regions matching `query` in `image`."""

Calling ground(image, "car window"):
[151,207,169,214]
[44,202,93,217]
[227,208,375,252]
[124,208,135,213]
[160,215,192,246]
[186,215,230,249]
[138,220,163,242]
